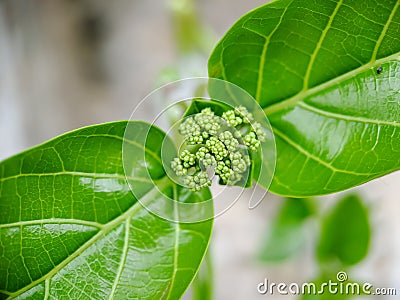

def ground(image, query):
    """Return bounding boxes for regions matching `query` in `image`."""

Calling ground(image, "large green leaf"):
[0,121,213,299]
[209,0,400,196]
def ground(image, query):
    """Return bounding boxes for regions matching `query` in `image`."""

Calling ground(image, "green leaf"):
[183,98,232,118]
[317,194,370,266]
[258,198,314,262]
[0,121,213,299]
[208,0,400,196]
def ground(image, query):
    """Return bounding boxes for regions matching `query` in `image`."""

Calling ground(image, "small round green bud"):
[202,131,210,139]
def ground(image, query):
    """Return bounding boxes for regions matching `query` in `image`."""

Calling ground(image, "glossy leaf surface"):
[0,121,213,299]
[209,0,400,196]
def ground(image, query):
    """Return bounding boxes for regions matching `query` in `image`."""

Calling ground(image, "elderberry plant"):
[171,106,266,191]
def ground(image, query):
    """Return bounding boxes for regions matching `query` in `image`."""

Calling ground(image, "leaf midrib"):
[6,176,172,299]
[298,102,400,127]
[163,185,181,300]
[263,52,400,116]
[0,171,153,184]
[0,219,104,230]
[273,127,391,176]
[108,218,131,300]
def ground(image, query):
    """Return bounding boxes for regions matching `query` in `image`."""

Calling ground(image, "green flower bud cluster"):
[206,137,228,161]
[171,105,266,191]
[179,108,220,145]
[235,105,254,123]
[196,147,217,168]
[179,150,196,168]
[183,171,211,191]
[221,110,242,127]
[214,150,250,185]
[170,158,187,176]
[243,132,260,151]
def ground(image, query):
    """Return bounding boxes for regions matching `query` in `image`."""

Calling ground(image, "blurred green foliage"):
[192,249,214,300]
[258,198,315,262]
[317,195,370,266]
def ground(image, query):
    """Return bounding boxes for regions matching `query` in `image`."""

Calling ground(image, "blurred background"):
[0,1,399,299]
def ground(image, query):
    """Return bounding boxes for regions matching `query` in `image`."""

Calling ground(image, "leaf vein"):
[254,5,290,101]
[108,219,131,299]
[299,102,400,127]
[0,172,153,184]
[7,177,171,298]
[273,127,377,176]
[371,0,400,61]
[164,185,181,300]
[303,0,344,90]
[0,219,104,230]
[264,51,400,115]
